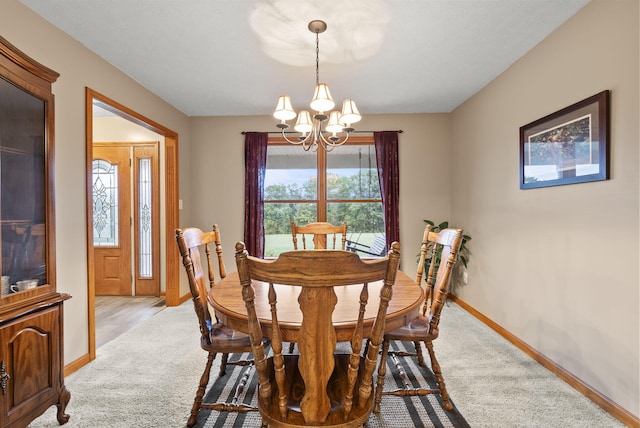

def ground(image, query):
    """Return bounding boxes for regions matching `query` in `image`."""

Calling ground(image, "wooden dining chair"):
[175,225,256,426]
[235,241,401,427]
[374,226,463,413]
[289,221,349,352]
[291,221,347,250]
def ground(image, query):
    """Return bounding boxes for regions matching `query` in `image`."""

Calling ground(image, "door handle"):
[0,361,9,395]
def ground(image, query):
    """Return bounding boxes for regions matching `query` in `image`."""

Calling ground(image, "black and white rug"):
[195,341,470,428]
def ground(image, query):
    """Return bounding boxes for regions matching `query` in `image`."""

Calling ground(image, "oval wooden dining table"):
[208,269,423,343]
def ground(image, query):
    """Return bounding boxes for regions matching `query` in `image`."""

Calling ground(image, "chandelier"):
[273,20,361,152]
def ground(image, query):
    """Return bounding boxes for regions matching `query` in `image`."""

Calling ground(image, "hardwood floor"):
[95,296,166,348]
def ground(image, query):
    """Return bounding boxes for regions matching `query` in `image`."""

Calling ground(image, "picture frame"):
[519,90,609,189]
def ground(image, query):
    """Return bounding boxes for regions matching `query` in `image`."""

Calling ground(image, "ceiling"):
[21,0,590,117]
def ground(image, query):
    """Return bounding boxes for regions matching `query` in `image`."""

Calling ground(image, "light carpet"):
[28,301,623,427]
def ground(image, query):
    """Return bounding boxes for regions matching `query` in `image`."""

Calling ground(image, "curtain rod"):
[241,130,403,135]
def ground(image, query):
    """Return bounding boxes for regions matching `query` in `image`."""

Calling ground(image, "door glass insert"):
[92,159,119,246]
[138,157,152,278]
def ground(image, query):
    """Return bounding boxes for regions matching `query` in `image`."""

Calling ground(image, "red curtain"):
[243,132,268,257]
[374,131,400,250]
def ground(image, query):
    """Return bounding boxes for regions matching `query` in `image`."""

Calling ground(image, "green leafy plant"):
[421,220,472,290]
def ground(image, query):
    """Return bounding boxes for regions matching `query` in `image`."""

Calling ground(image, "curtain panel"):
[243,132,268,257]
[374,131,400,251]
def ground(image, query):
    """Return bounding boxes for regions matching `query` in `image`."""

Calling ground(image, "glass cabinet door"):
[0,76,49,296]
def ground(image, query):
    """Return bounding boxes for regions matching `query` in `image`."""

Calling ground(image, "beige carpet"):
[28,301,623,427]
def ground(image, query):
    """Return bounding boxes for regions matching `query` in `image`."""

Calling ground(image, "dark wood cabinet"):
[0,301,69,427]
[0,36,71,427]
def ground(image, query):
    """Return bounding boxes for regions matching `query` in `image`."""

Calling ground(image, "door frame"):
[85,88,181,360]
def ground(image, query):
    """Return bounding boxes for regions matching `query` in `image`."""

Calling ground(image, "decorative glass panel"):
[92,159,118,246]
[138,158,152,278]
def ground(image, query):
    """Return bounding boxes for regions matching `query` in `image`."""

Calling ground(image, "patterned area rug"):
[195,341,470,427]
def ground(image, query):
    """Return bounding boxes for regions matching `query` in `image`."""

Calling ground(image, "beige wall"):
[1,1,191,365]
[451,0,639,417]
[188,113,452,273]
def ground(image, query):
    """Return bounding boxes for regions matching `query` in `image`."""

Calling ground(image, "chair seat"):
[259,354,374,428]
[384,314,438,341]
[202,322,253,351]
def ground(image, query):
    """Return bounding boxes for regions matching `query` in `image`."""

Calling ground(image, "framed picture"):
[519,90,609,189]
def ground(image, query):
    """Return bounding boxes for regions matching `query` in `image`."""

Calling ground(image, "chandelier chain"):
[315,31,320,85]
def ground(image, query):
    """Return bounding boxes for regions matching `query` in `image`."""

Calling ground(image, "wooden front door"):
[93,145,132,295]
[92,143,161,296]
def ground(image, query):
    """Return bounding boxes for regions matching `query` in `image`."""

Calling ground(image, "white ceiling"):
[21,0,590,117]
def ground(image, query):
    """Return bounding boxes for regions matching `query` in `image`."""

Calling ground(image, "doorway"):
[86,88,181,360]
[92,142,160,296]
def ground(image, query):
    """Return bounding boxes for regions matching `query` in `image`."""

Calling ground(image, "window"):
[264,136,384,257]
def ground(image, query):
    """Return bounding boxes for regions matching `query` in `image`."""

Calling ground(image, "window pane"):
[265,145,317,200]
[264,202,316,257]
[328,202,384,236]
[326,145,379,200]
[331,202,385,257]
